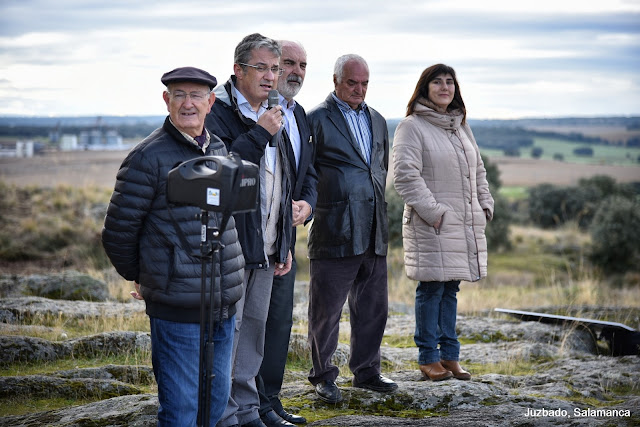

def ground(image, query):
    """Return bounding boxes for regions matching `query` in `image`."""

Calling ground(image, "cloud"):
[1,0,639,118]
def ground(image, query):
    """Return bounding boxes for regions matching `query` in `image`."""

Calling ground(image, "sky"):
[1,0,639,120]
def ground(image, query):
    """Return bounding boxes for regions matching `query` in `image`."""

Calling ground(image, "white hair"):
[334,54,368,83]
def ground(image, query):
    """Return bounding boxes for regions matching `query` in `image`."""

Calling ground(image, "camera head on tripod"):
[167,153,259,213]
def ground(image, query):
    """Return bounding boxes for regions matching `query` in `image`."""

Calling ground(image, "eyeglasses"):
[169,90,210,102]
[238,62,284,76]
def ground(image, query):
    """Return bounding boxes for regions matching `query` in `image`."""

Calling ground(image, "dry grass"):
[387,222,640,325]
[100,219,640,327]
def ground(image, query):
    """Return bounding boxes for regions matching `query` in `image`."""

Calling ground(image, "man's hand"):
[257,105,283,136]
[274,250,292,276]
[130,282,144,300]
[292,200,312,227]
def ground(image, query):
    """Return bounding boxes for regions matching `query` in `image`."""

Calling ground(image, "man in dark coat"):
[256,40,317,427]
[205,33,293,427]
[102,67,245,426]
[306,54,397,404]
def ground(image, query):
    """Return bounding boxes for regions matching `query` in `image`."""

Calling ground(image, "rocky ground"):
[0,275,639,426]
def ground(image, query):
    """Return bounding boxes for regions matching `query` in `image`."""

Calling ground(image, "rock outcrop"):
[1,294,639,426]
[0,271,110,301]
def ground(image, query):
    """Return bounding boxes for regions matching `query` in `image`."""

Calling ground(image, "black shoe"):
[315,380,343,403]
[352,374,398,393]
[275,408,307,424]
[260,409,294,427]
[241,418,267,427]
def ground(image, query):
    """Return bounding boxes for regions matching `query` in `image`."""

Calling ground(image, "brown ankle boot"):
[440,360,471,380]
[419,362,453,381]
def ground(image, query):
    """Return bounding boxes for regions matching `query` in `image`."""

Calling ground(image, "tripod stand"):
[196,209,230,427]
[166,152,258,427]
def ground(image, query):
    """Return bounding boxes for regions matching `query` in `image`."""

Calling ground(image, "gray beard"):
[278,81,302,99]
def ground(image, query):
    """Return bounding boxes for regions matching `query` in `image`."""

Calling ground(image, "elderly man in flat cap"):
[102,67,245,426]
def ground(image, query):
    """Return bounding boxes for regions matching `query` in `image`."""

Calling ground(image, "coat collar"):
[414,97,463,130]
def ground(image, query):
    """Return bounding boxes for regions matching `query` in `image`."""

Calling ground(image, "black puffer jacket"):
[102,117,245,323]
[205,77,292,269]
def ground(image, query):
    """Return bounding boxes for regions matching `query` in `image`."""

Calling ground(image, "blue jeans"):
[150,315,235,427]
[414,281,461,364]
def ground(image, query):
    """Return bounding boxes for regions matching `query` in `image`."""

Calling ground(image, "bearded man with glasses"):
[205,33,294,427]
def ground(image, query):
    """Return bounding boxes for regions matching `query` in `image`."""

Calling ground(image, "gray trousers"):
[218,263,275,427]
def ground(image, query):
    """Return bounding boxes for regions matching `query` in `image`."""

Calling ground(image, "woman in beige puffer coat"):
[393,64,494,382]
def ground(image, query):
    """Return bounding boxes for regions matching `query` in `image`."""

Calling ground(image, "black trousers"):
[257,256,297,415]
[307,247,388,385]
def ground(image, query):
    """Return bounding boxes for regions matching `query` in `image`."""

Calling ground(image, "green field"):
[498,186,528,201]
[481,137,640,166]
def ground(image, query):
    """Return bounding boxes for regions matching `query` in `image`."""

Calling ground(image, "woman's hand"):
[434,214,443,235]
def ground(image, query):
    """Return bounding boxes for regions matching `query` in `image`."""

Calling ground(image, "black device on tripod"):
[167,153,258,427]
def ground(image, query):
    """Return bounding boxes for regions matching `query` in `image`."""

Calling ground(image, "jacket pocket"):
[312,200,351,245]
[402,205,412,225]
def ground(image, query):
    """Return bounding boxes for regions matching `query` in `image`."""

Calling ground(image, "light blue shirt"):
[332,92,372,165]
[233,86,277,173]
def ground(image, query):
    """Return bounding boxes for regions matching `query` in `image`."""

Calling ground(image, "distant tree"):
[590,196,640,272]
[531,147,543,158]
[528,184,571,228]
[482,154,511,251]
[573,147,594,156]
[553,153,564,161]
[528,175,637,229]
[503,148,520,157]
[483,152,502,189]
[386,185,404,248]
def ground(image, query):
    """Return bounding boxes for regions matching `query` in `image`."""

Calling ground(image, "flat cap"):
[161,67,217,89]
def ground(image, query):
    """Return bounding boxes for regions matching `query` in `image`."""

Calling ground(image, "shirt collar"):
[169,117,210,151]
[233,85,268,116]
[332,92,367,113]
[280,93,297,111]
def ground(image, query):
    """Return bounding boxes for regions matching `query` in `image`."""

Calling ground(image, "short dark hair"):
[406,64,466,123]
[234,33,281,69]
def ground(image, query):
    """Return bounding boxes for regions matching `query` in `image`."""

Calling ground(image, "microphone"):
[268,89,279,110]
[268,90,280,147]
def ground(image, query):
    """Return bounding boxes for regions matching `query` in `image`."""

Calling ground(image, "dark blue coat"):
[102,117,245,323]
[205,77,293,269]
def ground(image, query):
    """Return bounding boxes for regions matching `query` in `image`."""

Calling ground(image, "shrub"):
[486,194,512,251]
[589,196,640,271]
[528,176,638,229]
[528,184,570,228]
[531,147,543,158]
[386,185,404,248]
[482,154,511,251]
[0,182,112,269]
[553,153,564,161]
[573,146,594,156]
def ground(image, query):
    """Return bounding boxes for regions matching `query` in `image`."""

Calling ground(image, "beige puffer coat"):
[393,99,494,282]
